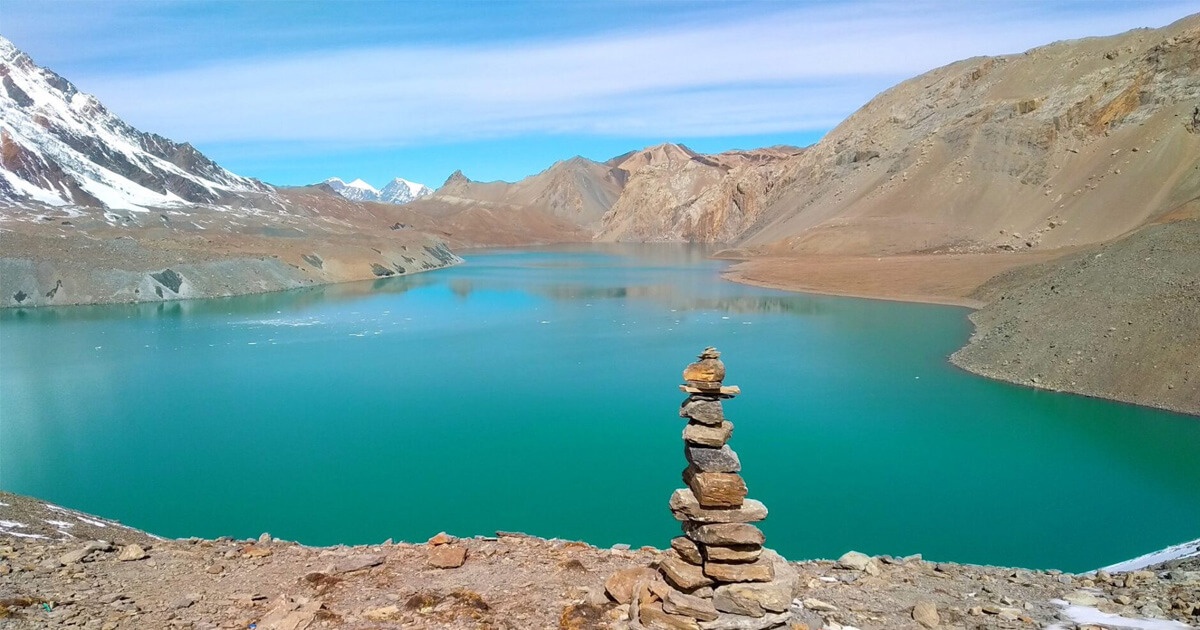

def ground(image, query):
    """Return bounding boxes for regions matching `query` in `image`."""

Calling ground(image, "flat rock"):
[698,611,791,630]
[640,601,702,630]
[801,598,837,612]
[669,489,766,524]
[1062,590,1104,606]
[427,532,453,545]
[659,556,715,591]
[671,537,704,565]
[684,469,748,508]
[241,544,273,558]
[59,548,91,565]
[606,566,662,604]
[680,399,725,425]
[701,544,763,563]
[663,589,720,622]
[59,541,111,565]
[703,558,775,583]
[330,554,384,574]
[684,445,741,473]
[680,385,740,397]
[712,580,791,617]
[683,420,734,447]
[427,544,467,569]
[684,522,765,547]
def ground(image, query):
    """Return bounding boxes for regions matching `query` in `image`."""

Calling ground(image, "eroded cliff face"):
[596,144,800,243]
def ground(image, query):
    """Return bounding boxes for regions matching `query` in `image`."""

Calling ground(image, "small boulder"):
[117,544,147,562]
[836,551,872,571]
[912,600,940,628]
[605,566,661,604]
[427,544,467,569]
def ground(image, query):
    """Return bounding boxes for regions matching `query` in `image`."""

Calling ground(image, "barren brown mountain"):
[733,13,1200,256]
[391,156,626,246]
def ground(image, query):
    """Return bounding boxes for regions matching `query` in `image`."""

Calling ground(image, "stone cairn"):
[609,347,799,630]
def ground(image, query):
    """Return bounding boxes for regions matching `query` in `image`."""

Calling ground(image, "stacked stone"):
[650,347,795,629]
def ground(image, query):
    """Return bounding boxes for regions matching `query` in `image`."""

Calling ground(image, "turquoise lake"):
[1,245,1197,572]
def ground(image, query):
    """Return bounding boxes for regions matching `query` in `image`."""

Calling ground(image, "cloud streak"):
[67,1,1196,148]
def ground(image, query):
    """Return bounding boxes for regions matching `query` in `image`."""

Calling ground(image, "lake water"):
[1,245,1197,572]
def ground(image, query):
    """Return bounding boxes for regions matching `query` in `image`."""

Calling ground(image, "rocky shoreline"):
[0,202,463,309]
[0,491,1197,630]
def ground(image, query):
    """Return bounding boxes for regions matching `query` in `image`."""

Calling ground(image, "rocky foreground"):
[1,492,1197,630]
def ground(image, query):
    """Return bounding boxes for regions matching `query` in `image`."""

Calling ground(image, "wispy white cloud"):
[67,1,1196,147]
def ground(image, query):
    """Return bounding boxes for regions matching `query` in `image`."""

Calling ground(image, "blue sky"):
[2,1,1195,189]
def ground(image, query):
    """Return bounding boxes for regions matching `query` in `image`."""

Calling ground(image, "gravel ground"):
[1,492,1196,630]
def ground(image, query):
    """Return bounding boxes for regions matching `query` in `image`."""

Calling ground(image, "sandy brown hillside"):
[736,13,1200,255]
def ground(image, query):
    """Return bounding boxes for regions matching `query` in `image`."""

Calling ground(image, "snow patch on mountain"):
[322,177,432,205]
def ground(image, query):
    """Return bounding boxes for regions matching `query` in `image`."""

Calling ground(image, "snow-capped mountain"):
[379,177,432,204]
[0,36,269,211]
[323,177,432,205]
[324,178,379,202]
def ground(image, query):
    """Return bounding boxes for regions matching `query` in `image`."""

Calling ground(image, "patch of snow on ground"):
[45,519,74,528]
[0,520,27,528]
[1049,601,1194,629]
[0,501,9,507]
[2,530,48,539]
[1104,538,1200,573]
[76,516,108,527]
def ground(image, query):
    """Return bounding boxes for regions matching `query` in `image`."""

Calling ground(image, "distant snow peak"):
[323,176,431,205]
[380,177,432,204]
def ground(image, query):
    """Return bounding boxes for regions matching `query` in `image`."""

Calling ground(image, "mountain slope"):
[951,212,1199,415]
[0,36,268,211]
[735,13,1200,255]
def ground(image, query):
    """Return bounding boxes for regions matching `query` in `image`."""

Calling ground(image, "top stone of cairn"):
[683,347,725,386]
[681,347,740,396]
